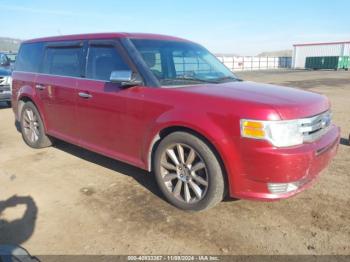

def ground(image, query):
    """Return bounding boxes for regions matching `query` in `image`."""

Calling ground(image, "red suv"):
[12,33,340,210]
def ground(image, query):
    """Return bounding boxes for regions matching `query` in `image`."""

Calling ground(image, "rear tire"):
[154,131,225,211]
[6,101,11,107]
[20,102,52,148]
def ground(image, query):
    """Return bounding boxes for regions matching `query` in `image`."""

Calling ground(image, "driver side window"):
[140,49,163,79]
[86,46,130,81]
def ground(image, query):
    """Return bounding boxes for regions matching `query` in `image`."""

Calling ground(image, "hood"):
[0,68,11,76]
[179,81,329,119]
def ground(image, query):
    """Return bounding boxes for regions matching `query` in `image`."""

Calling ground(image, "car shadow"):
[53,140,165,200]
[53,140,239,204]
[0,196,38,245]
[340,137,349,146]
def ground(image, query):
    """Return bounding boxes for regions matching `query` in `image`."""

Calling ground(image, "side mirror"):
[0,60,10,67]
[0,55,10,66]
[110,70,142,86]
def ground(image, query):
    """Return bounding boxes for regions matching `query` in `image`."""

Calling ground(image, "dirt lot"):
[0,70,349,255]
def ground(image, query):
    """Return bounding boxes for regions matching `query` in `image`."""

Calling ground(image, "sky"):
[1,0,350,55]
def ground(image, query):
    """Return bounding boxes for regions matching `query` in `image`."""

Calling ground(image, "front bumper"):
[229,124,340,200]
[0,85,11,102]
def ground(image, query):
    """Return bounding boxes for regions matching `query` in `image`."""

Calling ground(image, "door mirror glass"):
[110,70,142,86]
[110,70,133,83]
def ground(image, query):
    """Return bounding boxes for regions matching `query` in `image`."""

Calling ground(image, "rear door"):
[36,41,84,142]
[12,42,44,114]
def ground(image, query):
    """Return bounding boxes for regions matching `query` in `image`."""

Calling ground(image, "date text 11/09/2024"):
[127,255,220,261]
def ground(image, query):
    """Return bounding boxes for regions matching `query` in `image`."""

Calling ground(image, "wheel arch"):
[17,95,49,134]
[147,125,230,196]
[15,83,37,121]
[17,96,35,121]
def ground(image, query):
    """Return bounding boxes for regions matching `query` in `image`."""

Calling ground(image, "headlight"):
[240,119,303,147]
[3,76,12,90]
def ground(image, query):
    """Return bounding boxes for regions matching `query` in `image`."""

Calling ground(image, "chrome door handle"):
[35,84,46,90]
[78,92,93,99]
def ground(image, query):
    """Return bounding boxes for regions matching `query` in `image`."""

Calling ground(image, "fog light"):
[267,182,300,194]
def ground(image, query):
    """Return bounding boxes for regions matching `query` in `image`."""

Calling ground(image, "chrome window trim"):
[13,70,145,85]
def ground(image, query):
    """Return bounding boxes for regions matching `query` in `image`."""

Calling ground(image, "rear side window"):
[15,43,44,72]
[42,47,83,77]
[86,46,130,81]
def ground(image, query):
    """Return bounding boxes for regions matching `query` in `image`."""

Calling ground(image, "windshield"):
[131,39,239,86]
[6,53,17,63]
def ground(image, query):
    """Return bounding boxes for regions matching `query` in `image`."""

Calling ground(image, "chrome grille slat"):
[0,86,10,91]
[300,121,323,132]
[299,111,331,143]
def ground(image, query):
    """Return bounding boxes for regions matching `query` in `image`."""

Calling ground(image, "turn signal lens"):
[241,120,266,139]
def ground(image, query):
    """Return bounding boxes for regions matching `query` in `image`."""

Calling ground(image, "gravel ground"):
[0,70,349,255]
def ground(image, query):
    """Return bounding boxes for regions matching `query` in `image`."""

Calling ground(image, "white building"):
[292,41,350,69]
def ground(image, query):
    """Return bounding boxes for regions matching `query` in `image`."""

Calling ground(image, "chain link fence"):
[217,56,292,71]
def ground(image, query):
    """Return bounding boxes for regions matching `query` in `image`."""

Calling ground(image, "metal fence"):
[216,56,292,71]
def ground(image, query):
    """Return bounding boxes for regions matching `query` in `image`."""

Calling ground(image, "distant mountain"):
[257,50,293,57]
[0,37,21,52]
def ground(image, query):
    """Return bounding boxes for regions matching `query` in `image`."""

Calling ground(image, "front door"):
[75,41,144,164]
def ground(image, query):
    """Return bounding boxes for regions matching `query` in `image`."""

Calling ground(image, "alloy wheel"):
[160,143,209,203]
[22,108,40,143]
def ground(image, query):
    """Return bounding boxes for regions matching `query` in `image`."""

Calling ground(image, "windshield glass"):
[6,53,17,62]
[131,39,239,86]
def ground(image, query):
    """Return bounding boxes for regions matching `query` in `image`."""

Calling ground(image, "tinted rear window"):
[15,43,44,72]
[42,47,83,77]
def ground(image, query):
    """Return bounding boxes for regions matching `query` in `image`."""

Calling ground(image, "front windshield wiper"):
[177,76,243,84]
[160,77,215,84]
[177,76,218,83]
[159,76,243,85]
[213,76,243,83]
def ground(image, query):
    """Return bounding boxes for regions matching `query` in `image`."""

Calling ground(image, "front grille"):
[299,111,332,142]
[0,86,10,91]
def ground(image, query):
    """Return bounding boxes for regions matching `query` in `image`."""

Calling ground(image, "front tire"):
[20,101,52,148]
[154,131,225,211]
[6,101,11,107]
